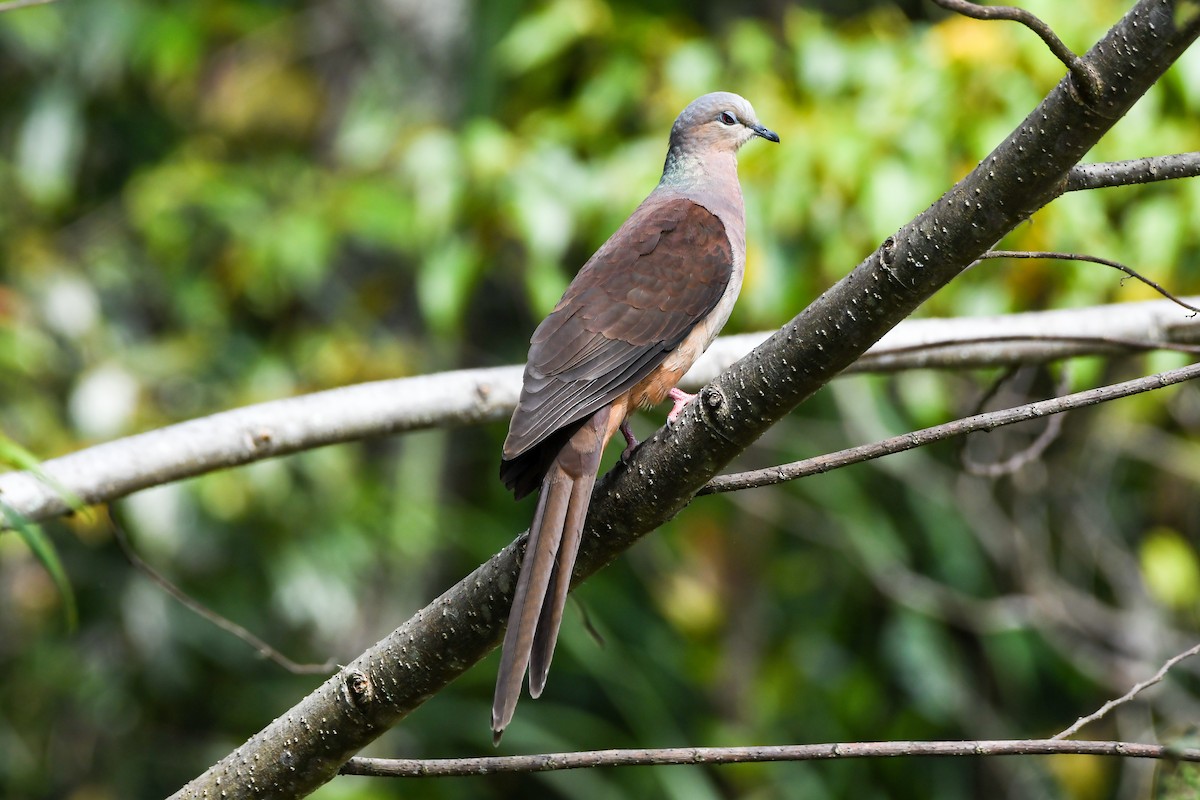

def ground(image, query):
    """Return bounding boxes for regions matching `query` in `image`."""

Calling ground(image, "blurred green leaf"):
[0,434,80,631]
[417,239,481,335]
[495,0,612,75]
[883,611,966,723]
[16,84,83,208]
[0,504,77,632]
[1141,528,1200,610]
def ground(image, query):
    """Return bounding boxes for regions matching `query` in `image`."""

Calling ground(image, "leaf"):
[495,0,611,75]
[1155,730,1200,799]
[0,433,46,474]
[0,434,83,513]
[0,501,77,632]
[0,434,84,630]
[416,239,481,335]
[16,84,83,208]
[1140,528,1200,610]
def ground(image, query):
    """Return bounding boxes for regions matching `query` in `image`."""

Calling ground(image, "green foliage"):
[0,503,75,632]
[1141,528,1200,611]
[1,0,1199,798]
[0,436,78,630]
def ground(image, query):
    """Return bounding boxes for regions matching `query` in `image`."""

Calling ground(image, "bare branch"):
[341,738,1200,777]
[1055,641,1200,740]
[1067,152,1200,191]
[4,299,1199,531]
[110,512,336,676]
[700,361,1200,495]
[979,250,1200,316]
[929,0,1102,100]
[959,365,1071,477]
[0,365,522,529]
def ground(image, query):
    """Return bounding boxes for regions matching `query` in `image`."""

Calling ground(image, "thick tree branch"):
[340,738,1200,777]
[4,298,1198,530]
[0,365,522,528]
[163,3,1200,794]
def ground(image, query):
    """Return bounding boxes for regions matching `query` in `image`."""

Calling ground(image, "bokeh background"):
[2,0,1200,797]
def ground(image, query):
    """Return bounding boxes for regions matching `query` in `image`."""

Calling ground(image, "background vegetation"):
[1,0,1199,797]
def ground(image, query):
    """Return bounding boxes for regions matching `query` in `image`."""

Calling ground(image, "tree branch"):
[1067,152,1200,191]
[711,296,1200,377]
[4,298,1198,531]
[1055,641,1200,740]
[340,738,1200,777]
[959,364,1071,476]
[978,250,1200,316]
[110,513,335,675]
[0,365,523,528]
[929,0,1102,100]
[700,361,1200,495]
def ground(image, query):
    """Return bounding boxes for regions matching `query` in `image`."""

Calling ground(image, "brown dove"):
[493,92,778,740]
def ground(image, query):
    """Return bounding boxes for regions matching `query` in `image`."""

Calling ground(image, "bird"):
[492,92,778,741]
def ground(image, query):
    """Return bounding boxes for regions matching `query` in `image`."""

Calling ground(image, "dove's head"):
[660,92,778,185]
[669,92,779,154]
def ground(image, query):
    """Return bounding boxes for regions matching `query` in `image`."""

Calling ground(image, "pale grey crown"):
[668,91,780,153]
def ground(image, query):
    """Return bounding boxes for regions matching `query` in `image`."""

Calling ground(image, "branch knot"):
[343,669,375,709]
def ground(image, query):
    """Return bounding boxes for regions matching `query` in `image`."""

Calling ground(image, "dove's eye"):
[718,111,737,126]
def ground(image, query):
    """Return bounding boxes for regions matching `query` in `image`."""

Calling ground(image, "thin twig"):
[1055,641,1200,740]
[700,361,1200,495]
[862,333,1200,362]
[341,739,1200,777]
[1067,153,1200,191]
[109,511,336,675]
[960,365,1070,477]
[979,250,1200,316]
[929,0,1102,100]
